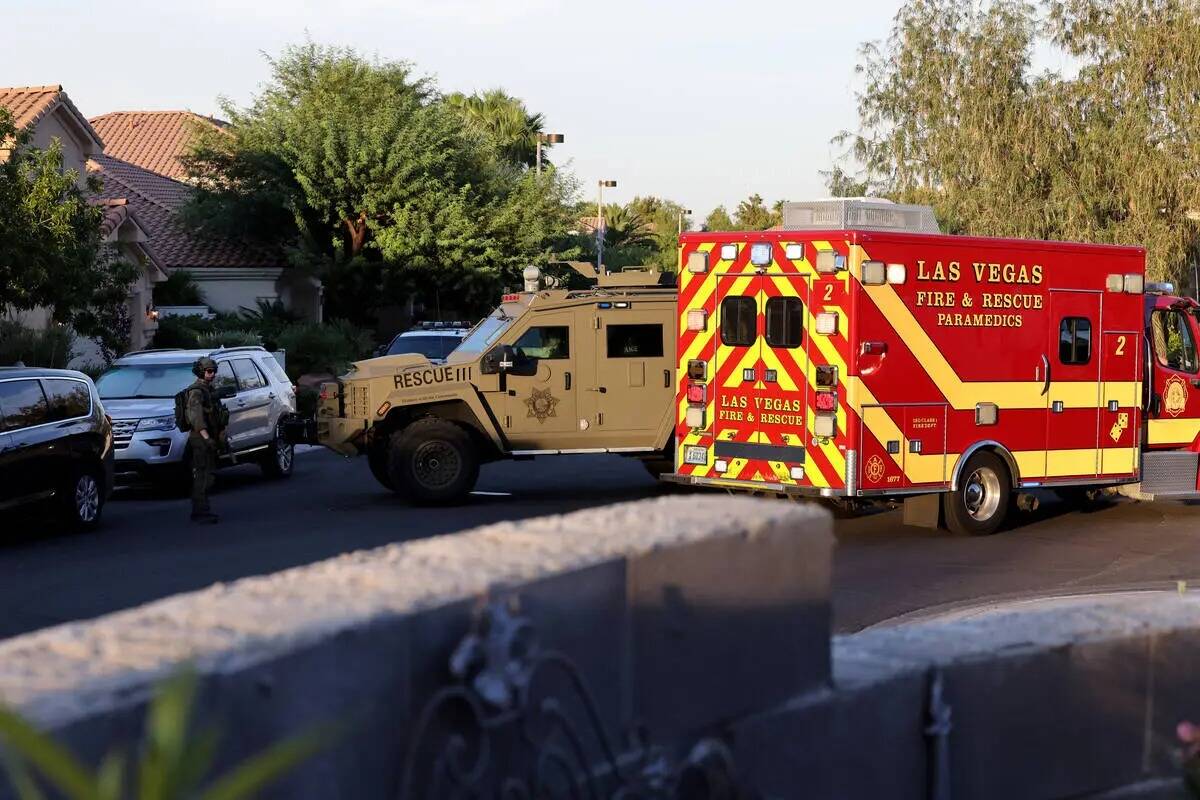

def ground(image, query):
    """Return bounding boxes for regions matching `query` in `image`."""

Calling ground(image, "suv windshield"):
[97,363,196,399]
[388,335,462,359]
[454,315,513,356]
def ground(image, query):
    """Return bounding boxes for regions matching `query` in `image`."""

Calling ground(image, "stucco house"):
[88,110,322,321]
[0,85,166,357]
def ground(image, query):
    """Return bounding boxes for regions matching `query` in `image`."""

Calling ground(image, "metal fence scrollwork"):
[398,597,748,800]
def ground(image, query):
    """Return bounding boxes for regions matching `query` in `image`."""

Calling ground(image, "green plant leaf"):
[0,707,98,800]
[139,669,199,800]
[95,751,124,800]
[198,723,340,800]
[0,746,48,800]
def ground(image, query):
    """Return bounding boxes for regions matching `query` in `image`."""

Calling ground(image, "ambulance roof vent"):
[781,198,941,234]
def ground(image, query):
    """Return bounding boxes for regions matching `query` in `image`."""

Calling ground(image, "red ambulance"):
[663,199,1200,535]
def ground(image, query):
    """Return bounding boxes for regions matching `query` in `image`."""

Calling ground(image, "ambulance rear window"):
[765,297,804,349]
[720,297,757,346]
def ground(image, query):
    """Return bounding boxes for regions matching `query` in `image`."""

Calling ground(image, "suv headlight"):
[137,415,177,432]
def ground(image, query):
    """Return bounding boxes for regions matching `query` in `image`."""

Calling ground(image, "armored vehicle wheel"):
[388,417,479,505]
[368,441,394,490]
[641,458,674,478]
[942,451,1010,536]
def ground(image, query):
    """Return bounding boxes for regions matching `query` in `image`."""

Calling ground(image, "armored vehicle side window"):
[720,297,757,346]
[1058,317,1092,365]
[0,379,50,432]
[765,297,803,349]
[1152,310,1199,373]
[232,358,266,390]
[42,379,91,422]
[214,361,238,395]
[513,326,570,359]
[606,324,664,358]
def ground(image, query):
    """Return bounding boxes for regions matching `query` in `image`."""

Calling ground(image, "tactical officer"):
[185,357,226,523]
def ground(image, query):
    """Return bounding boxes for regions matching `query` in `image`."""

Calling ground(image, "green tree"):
[628,195,692,270]
[445,89,548,169]
[183,42,581,322]
[836,0,1200,283]
[733,193,780,230]
[0,109,137,344]
[703,205,734,232]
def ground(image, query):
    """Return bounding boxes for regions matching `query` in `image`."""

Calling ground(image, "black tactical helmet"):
[192,356,218,377]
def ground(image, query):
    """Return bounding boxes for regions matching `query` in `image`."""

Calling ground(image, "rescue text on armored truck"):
[393,365,474,390]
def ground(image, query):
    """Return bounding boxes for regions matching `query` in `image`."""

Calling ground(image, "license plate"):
[684,446,708,466]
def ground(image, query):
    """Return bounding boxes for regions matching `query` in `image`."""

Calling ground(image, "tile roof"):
[89,111,224,181]
[0,85,103,149]
[89,154,284,270]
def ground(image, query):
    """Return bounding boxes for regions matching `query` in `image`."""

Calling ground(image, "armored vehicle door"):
[500,313,585,450]
[584,305,673,445]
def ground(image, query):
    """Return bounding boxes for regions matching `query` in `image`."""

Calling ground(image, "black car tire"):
[942,451,1011,536]
[62,467,104,530]
[387,417,479,505]
[260,421,295,479]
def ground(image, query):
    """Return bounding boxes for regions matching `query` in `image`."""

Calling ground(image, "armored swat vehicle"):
[316,264,678,503]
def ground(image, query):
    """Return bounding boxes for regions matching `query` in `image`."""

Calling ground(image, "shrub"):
[153,270,206,306]
[0,321,75,368]
[275,319,373,380]
[197,329,262,349]
[151,315,209,349]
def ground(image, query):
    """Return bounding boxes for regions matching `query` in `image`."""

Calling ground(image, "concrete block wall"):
[733,593,1200,799]
[0,496,833,799]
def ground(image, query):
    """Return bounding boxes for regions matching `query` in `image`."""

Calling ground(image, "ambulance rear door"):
[712,244,810,483]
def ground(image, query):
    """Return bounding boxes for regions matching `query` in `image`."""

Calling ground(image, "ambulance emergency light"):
[720,244,738,261]
[750,242,772,266]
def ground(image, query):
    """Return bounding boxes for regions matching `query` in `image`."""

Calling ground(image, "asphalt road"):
[3,449,1200,639]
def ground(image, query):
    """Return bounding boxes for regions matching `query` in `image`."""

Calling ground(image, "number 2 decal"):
[823,284,833,302]
[1115,335,1127,356]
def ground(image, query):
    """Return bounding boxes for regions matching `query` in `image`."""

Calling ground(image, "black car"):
[0,367,114,529]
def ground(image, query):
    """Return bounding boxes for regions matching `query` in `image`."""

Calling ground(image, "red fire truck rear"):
[663,199,1200,535]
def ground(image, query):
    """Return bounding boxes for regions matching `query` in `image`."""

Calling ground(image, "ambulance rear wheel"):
[388,417,479,505]
[943,452,1010,536]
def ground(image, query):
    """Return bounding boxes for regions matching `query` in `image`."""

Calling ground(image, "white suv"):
[96,347,298,486]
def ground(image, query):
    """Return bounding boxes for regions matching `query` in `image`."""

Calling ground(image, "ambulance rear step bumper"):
[660,472,844,498]
[1128,450,1200,499]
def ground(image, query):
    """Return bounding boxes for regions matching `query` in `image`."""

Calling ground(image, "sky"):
[1,0,913,219]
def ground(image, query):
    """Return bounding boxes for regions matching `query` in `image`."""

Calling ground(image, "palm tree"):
[601,205,657,252]
[445,90,546,168]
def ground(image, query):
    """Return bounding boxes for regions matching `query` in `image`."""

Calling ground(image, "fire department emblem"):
[1164,375,1189,417]
[1109,412,1129,443]
[524,388,559,423]
[865,455,886,483]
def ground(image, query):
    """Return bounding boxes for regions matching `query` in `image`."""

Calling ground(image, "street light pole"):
[678,208,693,236]
[597,179,617,273]
[535,132,564,175]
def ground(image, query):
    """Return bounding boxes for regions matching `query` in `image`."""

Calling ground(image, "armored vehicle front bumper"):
[316,415,370,457]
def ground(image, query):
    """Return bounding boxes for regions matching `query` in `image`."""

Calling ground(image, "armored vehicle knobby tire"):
[387,417,480,505]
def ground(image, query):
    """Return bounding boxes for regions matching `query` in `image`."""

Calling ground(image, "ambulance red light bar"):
[815,391,837,413]
[686,382,706,404]
[502,293,521,302]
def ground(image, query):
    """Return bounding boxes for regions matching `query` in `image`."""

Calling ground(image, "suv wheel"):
[387,417,479,505]
[63,468,104,530]
[260,420,295,479]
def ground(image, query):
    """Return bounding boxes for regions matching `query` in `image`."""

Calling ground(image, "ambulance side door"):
[1145,307,1200,449]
